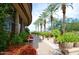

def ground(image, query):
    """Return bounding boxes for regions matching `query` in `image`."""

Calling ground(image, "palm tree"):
[60,3,73,34]
[34,19,41,32]
[34,20,39,32]
[38,16,43,32]
[46,3,59,30]
[46,3,73,34]
[34,16,44,32]
[41,11,48,32]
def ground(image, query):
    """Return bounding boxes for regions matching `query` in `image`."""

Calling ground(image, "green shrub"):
[31,32,53,37]
[51,29,61,38]
[19,31,28,40]
[25,28,30,34]
[43,32,50,38]
[11,28,30,45]
[0,31,9,51]
[31,32,39,35]
[49,32,53,37]
[19,29,30,42]
[11,34,24,45]
[37,32,49,37]
[57,32,79,43]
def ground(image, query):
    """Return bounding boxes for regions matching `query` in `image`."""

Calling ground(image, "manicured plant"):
[57,32,79,48]
[11,34,24,45]
[51,29,61,38]
[43,32,49,38]
[19,31,28,41]
[25,28,30,35]
[57,32,79,43]
[11,28,31,45]
[31,31,53,38]
[19,30,30,42]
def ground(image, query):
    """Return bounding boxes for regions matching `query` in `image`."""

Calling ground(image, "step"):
[62,47,79,55]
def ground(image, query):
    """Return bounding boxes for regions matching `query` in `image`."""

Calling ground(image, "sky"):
[27,0,79,3]
[28,3,79,32]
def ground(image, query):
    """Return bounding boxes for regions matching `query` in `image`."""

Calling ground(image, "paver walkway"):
[32,35,61,55]
[32,35,79,55]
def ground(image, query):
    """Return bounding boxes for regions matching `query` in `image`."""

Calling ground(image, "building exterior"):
[13,3,32,34]
[4,3,32,35]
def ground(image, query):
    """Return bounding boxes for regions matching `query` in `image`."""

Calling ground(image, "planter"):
[54,39,58,44]
[59,42,74,49]
[74,42,79,47]
[45,37,49,40]
[64,42,74,48]
[39,36,42,39]
[53,37,58,44]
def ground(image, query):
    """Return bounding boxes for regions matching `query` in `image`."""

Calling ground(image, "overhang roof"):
[13,3,32,26]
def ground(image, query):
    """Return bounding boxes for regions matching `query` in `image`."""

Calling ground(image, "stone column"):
[20,19,25,32]
[15,11,20,34]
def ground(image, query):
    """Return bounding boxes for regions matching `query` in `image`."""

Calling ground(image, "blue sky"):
[28,3,79,32]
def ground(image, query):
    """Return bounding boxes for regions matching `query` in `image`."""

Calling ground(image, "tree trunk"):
[40,23,42,32]
[38,24,39,32]
[51,15,53,30]
[61,4,66,34]
[35,25,37,32]
[44,20,46,32]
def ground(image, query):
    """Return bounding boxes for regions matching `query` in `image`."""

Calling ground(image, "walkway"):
[32,35,62,55]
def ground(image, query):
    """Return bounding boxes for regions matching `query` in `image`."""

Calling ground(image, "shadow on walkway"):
[32,35,42,49]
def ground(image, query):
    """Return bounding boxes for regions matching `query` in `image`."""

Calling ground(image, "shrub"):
[0,31,9,51]
[43,32,50,38]
[51,29,61,38]
[25,28,30,34]
[11,34,24,45]
[57,32,79,43]
[31,32,38,35]
[19,32,28,41]
[11,28,31,45]
[31,32,53,37]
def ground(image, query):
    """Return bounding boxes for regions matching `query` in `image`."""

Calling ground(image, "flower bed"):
[0,45,37,55]
[16,45,37,55]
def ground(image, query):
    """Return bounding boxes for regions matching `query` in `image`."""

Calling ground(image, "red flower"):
[16,45,37,55]
[28,35,33,39]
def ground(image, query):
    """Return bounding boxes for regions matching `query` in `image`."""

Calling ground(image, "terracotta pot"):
[59,42,74,49]
[74,42,79,47]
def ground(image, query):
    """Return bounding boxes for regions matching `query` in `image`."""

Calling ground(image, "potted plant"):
[44,32,49,40]
[51,29,61,43]
[74,34,79,47]
[57,32,76,49]
[74,42,79,47]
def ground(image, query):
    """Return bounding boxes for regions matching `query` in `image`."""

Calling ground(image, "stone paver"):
[32,35,62,55]
[32,35,79,55]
